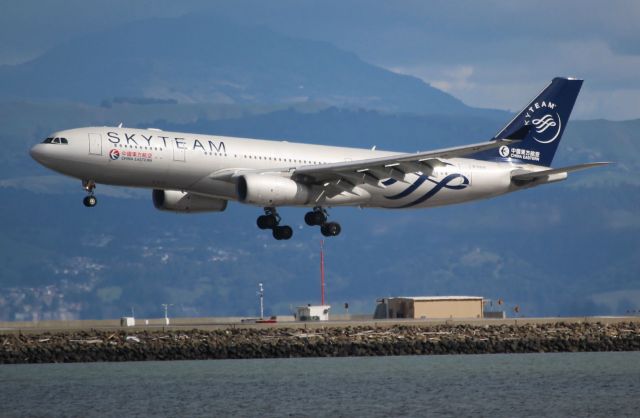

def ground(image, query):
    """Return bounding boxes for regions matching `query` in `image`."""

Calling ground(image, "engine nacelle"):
[237,174,310,206]
[152,189,227,213]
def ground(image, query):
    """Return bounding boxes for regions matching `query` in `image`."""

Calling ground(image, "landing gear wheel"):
[304,212,315,226]
[257,214,278,229]
[256,207,290,239]
[273,225,293,240]
[83,195,97,207]
[320,222,341,237]
[305,210,326,226]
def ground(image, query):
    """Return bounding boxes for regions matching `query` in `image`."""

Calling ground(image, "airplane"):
[30,77,608,240]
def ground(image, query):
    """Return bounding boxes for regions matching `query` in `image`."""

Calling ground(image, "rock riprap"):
[2,322,639,364]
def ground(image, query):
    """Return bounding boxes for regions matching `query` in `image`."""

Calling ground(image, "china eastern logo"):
[524,101,562,144]
[109,149,120,160]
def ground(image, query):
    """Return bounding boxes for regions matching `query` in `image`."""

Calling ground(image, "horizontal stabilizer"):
[511,162,610,182]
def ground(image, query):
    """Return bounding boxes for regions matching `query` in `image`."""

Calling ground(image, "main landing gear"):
[82,180,97,207]
[256,206,342,240]
[305,207,341,237]
[257,207,293,240]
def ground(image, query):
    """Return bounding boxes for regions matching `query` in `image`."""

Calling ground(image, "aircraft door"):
[172,139,186,162]
[88,133,102,156]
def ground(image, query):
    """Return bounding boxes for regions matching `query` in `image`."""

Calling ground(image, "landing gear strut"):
[305,207,341,237]
[257,207,293,240]
[82,180,97,207]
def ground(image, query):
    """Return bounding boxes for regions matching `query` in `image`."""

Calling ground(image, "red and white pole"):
[320,240,325,305]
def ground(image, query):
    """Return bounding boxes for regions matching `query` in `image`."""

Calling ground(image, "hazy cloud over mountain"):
[1,0,638,119]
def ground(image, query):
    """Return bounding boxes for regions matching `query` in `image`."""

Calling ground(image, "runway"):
[1,315,639,334]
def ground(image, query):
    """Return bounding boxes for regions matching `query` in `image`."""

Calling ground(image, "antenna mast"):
[161,303,173,325]
[258,283,264,319]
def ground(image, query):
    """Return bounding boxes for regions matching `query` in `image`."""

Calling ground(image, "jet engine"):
[152,189,227,213]
[237,174,310,206]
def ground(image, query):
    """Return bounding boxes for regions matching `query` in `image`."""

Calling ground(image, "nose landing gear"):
[305,207,341,237]
[82,180,97,207]
[257,207,293,240]
[83,195,97,207]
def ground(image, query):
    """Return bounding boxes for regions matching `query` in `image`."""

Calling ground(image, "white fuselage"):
[30,126,542,209]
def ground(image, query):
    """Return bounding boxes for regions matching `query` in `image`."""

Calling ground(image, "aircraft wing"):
[205,138,520,187]
[291,138,518,186]
[511,162,611,182]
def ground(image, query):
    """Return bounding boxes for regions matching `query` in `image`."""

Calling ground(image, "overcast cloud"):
[1,0,638,119]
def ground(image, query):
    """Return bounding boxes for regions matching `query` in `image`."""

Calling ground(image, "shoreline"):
[2,321,639,364]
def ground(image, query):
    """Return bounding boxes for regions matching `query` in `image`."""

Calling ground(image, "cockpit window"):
[42,137,68,144]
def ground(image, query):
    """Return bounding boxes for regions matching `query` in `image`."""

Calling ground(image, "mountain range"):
[0,14,502,116]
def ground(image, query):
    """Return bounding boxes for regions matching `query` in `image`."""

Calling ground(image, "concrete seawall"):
[1,320,639,364]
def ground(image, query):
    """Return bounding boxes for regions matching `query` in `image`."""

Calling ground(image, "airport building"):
[374,296,484,319]
[295,305,331,321]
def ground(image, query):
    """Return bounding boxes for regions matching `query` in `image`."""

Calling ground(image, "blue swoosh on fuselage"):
[385,175,430,200]
[384,173,469,208]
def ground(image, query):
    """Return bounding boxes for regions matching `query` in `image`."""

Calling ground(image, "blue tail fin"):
[472,77,583,166]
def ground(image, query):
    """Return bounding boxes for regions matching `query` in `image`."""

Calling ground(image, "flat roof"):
[388,296,483,301]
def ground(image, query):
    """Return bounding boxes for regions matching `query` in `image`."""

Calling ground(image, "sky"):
[1,0,638,120]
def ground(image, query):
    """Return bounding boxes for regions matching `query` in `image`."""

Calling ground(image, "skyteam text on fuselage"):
[30,77,609,240]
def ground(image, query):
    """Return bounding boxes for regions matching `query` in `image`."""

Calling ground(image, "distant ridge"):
[0,14,485,115]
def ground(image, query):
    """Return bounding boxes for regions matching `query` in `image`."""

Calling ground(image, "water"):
[1,352,638,417]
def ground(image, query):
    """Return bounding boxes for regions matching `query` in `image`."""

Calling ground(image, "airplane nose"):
[30,144,42,161]
[30,144,48,164]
